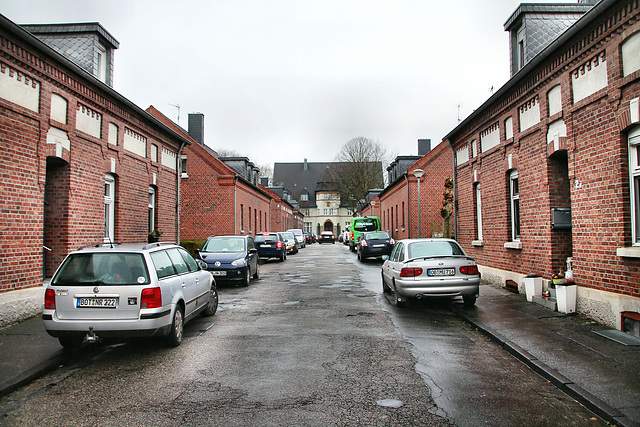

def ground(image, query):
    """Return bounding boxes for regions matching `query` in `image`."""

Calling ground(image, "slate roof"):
[273,162,341,207]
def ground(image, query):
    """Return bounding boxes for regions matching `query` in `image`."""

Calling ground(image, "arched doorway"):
[323,220,334,232]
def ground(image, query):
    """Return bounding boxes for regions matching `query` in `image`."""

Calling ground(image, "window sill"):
[181,173,189,178]
[617,246,640,258]
[472,240,484,247]
[504,241,522,250]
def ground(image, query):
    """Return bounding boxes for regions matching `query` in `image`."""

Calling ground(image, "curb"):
[453,307,636,427]
[0,351,66,398]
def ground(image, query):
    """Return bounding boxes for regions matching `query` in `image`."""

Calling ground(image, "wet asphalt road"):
[0,243,603,426]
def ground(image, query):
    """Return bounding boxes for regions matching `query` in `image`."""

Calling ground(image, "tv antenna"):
[168,103,180,124]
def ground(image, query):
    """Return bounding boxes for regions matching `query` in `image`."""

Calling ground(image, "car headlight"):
[231,258,246,266]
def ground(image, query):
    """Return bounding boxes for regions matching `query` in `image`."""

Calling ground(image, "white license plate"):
[77,297,117,308]
[261,244,271,248]
[211,271,227,276]
[373,244,386,247]
[427,268,455,277]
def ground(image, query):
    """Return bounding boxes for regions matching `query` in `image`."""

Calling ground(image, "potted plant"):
[148,228,162,243]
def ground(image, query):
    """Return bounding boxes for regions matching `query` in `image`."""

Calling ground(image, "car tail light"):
[276,241,283,248]
[400,267,423,277]
[460,265,479,275]
[44,288,56,310]
[141,287,162,309]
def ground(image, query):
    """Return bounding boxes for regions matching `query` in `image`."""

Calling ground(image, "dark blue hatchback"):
[196,235,259,286]
[254,232,286,262]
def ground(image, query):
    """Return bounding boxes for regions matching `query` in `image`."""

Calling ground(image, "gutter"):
[405,174,411,238]
[447,139,458,240]
[176,141,187,243]
[233,176,238,234]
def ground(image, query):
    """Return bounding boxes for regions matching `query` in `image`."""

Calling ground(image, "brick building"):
[147,110,302,239]
[0,16,190,296]
[359,140,454,241]
[445,0,640,330]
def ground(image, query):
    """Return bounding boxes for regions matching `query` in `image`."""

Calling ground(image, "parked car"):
[254,232,286,262]
[287,228,306,248]
[304,233,313,245]
[356,231,395,261]
[317,231,335,244]
[278,231,298,254]
[381,238,480,307]
[43,242,218,349]
[196,235,259,286]
[349,217,381,252]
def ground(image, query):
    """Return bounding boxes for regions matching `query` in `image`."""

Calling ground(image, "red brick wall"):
[450,3,640,298]
[0,26,182,291]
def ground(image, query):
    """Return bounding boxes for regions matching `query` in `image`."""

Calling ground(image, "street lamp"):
[370,200,376,217]
[412,169,425,238]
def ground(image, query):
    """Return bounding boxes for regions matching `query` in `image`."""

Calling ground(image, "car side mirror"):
[382,255,389,261]
[197,259,208,270]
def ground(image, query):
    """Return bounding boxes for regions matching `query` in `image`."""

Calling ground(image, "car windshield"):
[365,232,389,240]
[280,233,295,240]
[202,237,246,253]
[52,253,150,285]
[353,219,378,232]
[407,241,465,258]
[255,234,278,243]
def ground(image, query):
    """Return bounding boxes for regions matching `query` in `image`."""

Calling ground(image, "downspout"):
[447,139,458,241]
[404,173,410,238]
[176,141,187,243]
[233,176,238,234]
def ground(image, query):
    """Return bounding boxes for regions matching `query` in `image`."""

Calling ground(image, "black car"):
[255,232,286,261]
[196,235,259,286]
[356,231,394,261]
[317,231,335,244]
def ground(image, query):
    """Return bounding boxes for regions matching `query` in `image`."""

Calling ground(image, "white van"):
[286,228,306,248]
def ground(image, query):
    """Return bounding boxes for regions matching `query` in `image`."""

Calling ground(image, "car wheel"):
[393,283,406,308]
[241,269,250,286]
[58,336,83,349]
[253,262,260,279]
[165,305,184,347]
[382,275,392,294]
[294,246,299,254]
[279,252,285,262]
[201,286,219,317]
[463,295,477,307]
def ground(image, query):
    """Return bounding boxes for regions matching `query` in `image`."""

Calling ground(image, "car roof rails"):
[142,241,177,250]
[77,242,122,251]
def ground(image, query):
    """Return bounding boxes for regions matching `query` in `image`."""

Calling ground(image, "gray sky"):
[0,0,576,168]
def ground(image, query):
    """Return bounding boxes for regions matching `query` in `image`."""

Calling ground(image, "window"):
[148,187,156,234]
[181,156,188,178]
[97,44,107,83]
[151,144,158,162]
[301,193,309,201]
[104,174,115,242]
[629,127,640,245]
[517,27,525,71]
[509,170,520,241]
[475,184,483,241]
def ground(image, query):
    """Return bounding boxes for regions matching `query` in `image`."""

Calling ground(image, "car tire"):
[59,336,83,349]
[382,275,392,294]
[294,246,299,254]
[393,283,406,307]
[165,305,184,347]
[279,252,285,262]
[253,263,260,279]
[241,269,250,286]
[201,286,219,317]
[463,295,477,307]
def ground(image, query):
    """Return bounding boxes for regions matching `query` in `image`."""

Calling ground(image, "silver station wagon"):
[43,242,218,348]
[381,238,480,307]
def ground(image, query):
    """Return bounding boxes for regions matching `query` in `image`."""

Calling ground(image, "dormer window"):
[97,44,107,84]
[301,193,309,202]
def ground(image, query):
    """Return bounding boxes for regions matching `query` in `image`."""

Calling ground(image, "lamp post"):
[412,169,425,238]
[370,200,376,217]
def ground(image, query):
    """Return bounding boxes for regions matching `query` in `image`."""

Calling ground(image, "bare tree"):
[331,137,386,211]
[215,148,243,158]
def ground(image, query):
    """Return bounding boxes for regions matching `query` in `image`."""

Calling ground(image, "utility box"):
[551,208,571,229]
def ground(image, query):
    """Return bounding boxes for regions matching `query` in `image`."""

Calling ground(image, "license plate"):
[211,271,226,276]
[427,268,455,277]
[373,244,386,247]
[77,297,117,308]
[261,244,271,248]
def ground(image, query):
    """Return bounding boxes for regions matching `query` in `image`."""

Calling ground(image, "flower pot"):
[523,276,542,302]
[556,284,577,314]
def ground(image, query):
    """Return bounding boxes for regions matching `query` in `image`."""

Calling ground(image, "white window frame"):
[509,170,520,241]
[630,127,640,245]
[148,187,156,234]
[181,155,188,178]
[97,43,107,83]
[301,193,309,201]
[476,184,483,241]
[104,174,115,242]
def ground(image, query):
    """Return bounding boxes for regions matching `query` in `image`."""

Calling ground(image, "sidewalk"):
[454,285,640,427]
[0,285,638,426]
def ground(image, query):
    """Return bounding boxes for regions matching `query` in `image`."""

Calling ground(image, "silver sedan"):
[381,238,480,307]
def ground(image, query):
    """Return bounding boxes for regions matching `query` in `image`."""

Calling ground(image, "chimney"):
[188,113,205,145]
[260,177,269,187]
[418,139,431,156]
[304,158,308,171]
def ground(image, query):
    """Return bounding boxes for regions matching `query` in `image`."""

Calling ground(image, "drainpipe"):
[447,139,458,241]
[176,141,187,243]
[404,173,410,238]
[233,176,238,234]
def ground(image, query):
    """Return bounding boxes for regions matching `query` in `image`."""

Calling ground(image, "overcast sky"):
[0,0,576,169]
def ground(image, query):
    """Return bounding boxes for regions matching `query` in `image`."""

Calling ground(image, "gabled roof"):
[273,162,339,202]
